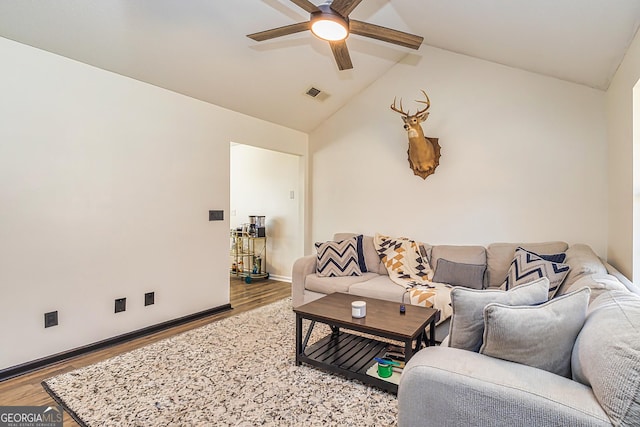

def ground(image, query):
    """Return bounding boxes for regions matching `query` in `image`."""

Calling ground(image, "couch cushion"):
[571,291,640,425]
[480,287,590,378]
[564,274,628,303]
[448,277,550,352]
[604,262,640,295]
[315,237,363,277]
[430,245,486,270]
[305,272,378,294]
[557,244,607,296]
[502,247,570,299]
[487,241,569,288]
[347,275,406,303]
[432,258,486,290]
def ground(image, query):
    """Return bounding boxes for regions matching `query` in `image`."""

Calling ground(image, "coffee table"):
[294,292,440,393]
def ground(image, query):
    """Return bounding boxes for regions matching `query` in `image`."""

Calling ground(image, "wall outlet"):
[115,298,126,313]
[44,311,58,328]
[145,292,155,306]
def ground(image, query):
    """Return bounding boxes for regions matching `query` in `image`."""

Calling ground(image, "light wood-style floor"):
[0,277,291,426]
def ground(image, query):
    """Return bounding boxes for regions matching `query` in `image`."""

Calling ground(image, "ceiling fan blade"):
[247,22,310,42]
[329,0,364,17]
[290,0,321,14]
[329,40,353,70]
[350,20,423,49]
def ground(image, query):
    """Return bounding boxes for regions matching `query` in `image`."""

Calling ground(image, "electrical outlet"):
[115,298,126,313]
[145,292,155,306]
[44,311,58,328]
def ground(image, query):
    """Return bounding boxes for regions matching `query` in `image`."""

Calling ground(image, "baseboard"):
[268,274,291,282]
[0,303,232,382]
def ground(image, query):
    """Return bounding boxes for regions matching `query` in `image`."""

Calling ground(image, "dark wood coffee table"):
[294,292,440,393]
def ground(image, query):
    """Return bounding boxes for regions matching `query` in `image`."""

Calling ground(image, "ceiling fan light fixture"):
[310,14,348,41]
[247,0,424,71]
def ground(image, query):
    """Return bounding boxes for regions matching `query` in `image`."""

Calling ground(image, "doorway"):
[230,143,304,281]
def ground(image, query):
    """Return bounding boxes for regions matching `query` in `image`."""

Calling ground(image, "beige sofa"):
[292,233,637,341]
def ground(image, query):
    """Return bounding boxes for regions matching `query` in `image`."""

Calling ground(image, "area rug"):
[42,298,398,426]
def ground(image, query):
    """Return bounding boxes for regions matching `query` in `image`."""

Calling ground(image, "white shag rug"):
[42,298,398,426]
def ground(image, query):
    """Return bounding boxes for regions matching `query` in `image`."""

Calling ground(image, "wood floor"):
[0,277,291,426]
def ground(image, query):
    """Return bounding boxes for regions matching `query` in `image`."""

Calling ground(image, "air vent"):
[304,86,330,101]
[306,87,321,97]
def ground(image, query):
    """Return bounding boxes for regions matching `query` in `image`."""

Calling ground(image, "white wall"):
[230,144,302,280]
[0,37,307,370]
[606,30,640,279]
[310,45,608,256]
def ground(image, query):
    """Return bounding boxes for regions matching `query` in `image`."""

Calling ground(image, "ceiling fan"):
[247,0,424,71]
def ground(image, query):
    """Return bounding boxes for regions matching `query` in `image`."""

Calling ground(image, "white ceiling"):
[1,0,639,132]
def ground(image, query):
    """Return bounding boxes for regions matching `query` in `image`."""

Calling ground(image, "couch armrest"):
[398,347,611,427]
[604,261,640,295]
[292,254,317,307]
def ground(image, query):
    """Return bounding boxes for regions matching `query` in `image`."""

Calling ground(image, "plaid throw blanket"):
[374,233,452,324]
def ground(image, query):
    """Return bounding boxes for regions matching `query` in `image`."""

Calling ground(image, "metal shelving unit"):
[230,229,268,283]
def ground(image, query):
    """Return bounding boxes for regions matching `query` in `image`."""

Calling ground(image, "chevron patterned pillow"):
[315,238,363,277]
[502,247,570,298]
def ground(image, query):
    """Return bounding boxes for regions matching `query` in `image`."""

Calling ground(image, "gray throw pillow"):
[448,277,550,352]
[572,291,640,425]
[480,287,590,378]
[432,258,486,290]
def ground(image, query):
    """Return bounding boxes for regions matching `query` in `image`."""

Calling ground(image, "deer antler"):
[391,90,431,116]
[414,90,431,116]
[390,97,409,116]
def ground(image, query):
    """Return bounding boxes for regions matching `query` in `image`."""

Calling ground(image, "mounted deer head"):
[391,90,441,179]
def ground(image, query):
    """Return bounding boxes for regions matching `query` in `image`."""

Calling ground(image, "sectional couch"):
[291,232,636,341]
[291,232,640,425]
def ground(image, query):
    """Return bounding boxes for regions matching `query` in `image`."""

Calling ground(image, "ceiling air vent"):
[305,86,330,101]
[306,87,321,97]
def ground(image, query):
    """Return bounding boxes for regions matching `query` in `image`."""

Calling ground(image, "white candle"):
[351,301,366,318]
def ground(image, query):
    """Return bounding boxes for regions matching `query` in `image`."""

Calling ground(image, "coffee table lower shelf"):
[298,331,399,393]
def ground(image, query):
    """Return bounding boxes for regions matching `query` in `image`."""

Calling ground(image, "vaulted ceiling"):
[1,0,639,132]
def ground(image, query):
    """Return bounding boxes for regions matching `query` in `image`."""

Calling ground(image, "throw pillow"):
[479,287,590,378]
[432,258,486,290]
[352,234,368,272]
[538,252,567,263]
[333,233,374,273]
[502,247,570,299]
[448,277,550,352]
[315,237,362,277]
